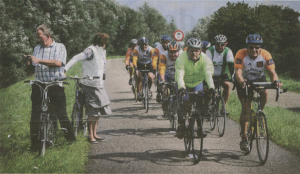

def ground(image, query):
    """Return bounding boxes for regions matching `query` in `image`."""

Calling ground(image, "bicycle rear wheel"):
[191,115,203,164]
[71,103,80,137]
[217,96,226,137]
[256,112,269,165]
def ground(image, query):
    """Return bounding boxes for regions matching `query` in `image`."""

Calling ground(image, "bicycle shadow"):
[286,107,300,113]
[98,128,175,139]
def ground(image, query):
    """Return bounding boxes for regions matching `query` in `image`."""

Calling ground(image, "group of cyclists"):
[125,33,282,152]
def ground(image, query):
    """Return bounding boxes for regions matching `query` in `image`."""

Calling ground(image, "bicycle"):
[209,78,230,137]
[131,69,138,102]
[138,69,152,113]
[243,81,285,165]
[160,80,178,132]
[24,79,69,156]
[179,91,205,164]
[67,75,99,137]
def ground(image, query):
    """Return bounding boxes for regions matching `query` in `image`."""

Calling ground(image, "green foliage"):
[0,0,177,88]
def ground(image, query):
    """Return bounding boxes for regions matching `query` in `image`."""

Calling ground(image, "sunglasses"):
[248,46,261,50]
[217,43,226,46]
[141,44,148,46]
[188,49,200,53]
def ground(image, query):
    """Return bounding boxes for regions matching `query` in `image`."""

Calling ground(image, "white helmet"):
[215,34,227,43]
[187,38,203,49]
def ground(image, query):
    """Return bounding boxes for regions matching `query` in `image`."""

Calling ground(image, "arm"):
[203,57,215,89]
[132,49,138,69]
[159,54,167,81]
[226,49,235,77]
[151,48,159,70]
[235,68,244,87]
[30,56,63,67]
[175,54,186,89]
[125,48,131,66]
[267,69,282,87]
[65,48,93,72]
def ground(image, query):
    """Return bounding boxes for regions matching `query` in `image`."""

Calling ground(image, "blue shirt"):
[33,40,66,82]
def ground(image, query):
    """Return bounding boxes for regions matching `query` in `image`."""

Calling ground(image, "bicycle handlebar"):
[66,75,100,80]
[24,79,69,86]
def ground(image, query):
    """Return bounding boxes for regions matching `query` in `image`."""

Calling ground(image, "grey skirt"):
[82,85,112,117]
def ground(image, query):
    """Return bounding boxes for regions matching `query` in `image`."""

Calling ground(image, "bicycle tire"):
[71,103,80,137]
[245,121,255,155]
[183,114,191,154]
[145,83,149,112]
[39,116,47,156]
[210,98,216,130]
[171,98,178,131]
[191,115,203,164]
[217,96,226,137]
[256,112,269,165]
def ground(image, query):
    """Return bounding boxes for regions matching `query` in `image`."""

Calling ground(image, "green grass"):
[264,71,300,93]
[226,92,300,155]
[0,62,89,173]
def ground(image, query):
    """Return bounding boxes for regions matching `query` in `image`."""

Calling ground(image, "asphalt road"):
[86,58,300,173]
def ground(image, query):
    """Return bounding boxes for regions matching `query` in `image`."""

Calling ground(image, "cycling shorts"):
[137,62,153,72]
[236,75,267,98]
[182,82,204,101]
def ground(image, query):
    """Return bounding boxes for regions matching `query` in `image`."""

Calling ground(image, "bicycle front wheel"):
[256,112,269,165]
[217,96,226,137]
[210,101,216,131]
[72,104,80,137]
[39,117,47,156]
[191,115,203,164]
[183,114,191,154]
[170,98,178,131]
[145,83,149,113]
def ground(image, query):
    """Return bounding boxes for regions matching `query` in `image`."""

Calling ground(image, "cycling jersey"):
[206,46,234,77]
[234,49,275,80]
[159,51,176,80]
[152,44,167,70]
[175,51,215,89]
[125,48,134,66]
[132,46,154,67]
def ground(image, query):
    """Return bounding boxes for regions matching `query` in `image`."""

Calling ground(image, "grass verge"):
[226,92,300,155]
[0,62,89,173]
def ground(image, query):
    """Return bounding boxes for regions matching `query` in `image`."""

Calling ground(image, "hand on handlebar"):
[240,79,247,89]
[126,65,130,71]
[272,80,282,88]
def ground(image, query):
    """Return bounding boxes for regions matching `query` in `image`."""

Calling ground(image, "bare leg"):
[260,89,268,110]
[88,116,96,141]
[94,117,101,139]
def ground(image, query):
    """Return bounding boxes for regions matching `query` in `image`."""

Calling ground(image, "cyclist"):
[206,34,234,115]
[152,35,172,102]
[201,41,211,53]
[125,39,138,85]
[133,37,155,101]
[183,41,211,53]
[26,24,76,151]
[154,42,161,48]
[158,41,181,116]
[175,38,215,139]
[65,33,112,143]
[234,34,282,151]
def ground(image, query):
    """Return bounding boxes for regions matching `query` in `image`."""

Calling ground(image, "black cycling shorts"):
[137,62,153,72]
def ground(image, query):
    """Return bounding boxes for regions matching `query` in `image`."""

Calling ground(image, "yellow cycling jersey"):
[152,44,167,70]
[125,48,134,66]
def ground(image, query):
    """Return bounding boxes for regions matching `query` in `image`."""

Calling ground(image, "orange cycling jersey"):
[125,48,134,66]
[234,49,275,80]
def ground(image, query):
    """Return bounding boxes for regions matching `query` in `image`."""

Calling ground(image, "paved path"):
[86,58,300,173]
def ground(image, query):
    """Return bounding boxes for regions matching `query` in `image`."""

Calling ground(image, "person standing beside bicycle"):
[132,37,155,101]
[125,39,138,85]
[152,35,172,103]
[206,34,234,115]
[234,34,282,151]
[25,24,76,152]
[64,33,112,143]
[158,41,181,117]
[175,38,215,139]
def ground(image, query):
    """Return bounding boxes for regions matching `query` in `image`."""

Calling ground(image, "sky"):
[115,0,300,33]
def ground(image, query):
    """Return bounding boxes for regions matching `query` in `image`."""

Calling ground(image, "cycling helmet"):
[139,37,149,44]
[161,35,172,41]
[215,34,227,43]
[202,41,211,49]
[246,34,263,44]
[187,38,203,48]
[154,42,161,48]
[130,39,138,46]
[167,41,181,51]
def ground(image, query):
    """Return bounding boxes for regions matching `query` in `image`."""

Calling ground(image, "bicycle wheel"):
[210,99,216,130]
[191,115,203,164]
[83,113,88,137]
[217,96,226,137]
[256,112,269,165]
[170,98,178,131]
[145,83,149,112]
[71,103,80,137]
[39,115,47,156]
[183,114,191,154]
[244,121,255,155]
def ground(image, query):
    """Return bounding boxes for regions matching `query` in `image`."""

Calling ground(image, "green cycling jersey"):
[175,51,215,89]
